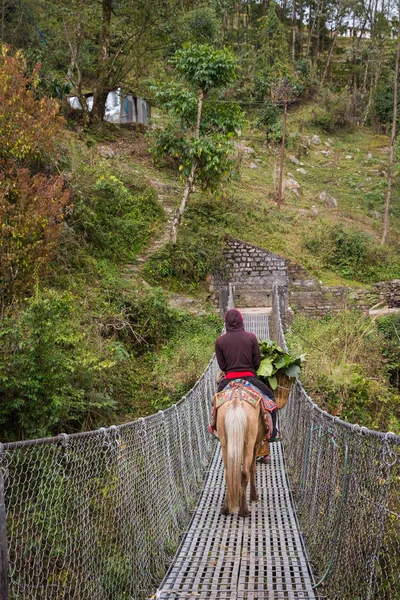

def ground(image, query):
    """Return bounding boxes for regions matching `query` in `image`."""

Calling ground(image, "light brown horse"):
[216,387,267,517]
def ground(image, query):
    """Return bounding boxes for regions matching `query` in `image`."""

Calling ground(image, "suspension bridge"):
[0,286,399,600]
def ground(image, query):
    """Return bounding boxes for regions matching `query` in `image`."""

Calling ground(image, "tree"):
[271,78,298,210]
[150,43,244,242]
[3,0,181,124]
[382,10,400,245]
[0,45,63,164]
[254,3,292,100]
[0,46,69,304]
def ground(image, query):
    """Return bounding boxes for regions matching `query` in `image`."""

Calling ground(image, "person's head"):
[224,308,244,331]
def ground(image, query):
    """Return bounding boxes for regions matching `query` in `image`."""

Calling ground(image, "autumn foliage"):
[0,168,70,300]
[0,46,70,303]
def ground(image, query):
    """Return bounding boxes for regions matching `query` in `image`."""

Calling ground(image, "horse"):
[216,385,267,517]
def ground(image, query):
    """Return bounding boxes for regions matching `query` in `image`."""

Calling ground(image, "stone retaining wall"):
[211,238,400,318]
[210,238,289,315]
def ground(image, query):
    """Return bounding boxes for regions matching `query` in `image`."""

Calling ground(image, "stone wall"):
[211,238,400,318]
[210,238,288,312]
[289,262,400,316]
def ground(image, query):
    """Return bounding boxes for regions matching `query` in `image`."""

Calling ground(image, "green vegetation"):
[2,0,400,441]
[287,311,400,433]
[257,340,305,390]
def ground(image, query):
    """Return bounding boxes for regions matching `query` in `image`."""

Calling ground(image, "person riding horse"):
[215,308,279,442]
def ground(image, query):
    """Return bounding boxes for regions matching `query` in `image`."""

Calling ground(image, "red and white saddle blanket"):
[208,379,276,440]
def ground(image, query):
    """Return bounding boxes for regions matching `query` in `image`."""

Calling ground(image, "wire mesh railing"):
[271,284,400,600]
[1,280,399,600]
[0,356,219,600]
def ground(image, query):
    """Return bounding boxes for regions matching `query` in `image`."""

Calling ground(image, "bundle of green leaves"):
[257,340,305,390]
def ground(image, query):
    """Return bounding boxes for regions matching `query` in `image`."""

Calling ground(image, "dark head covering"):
[224,308,244,331]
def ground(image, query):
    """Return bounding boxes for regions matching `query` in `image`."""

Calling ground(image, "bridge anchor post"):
[0,445,9,600]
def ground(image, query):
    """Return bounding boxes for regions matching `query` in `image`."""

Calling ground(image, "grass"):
[217,107,400,285]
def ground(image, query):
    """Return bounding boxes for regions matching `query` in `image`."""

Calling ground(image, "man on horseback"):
[215,308,279,443]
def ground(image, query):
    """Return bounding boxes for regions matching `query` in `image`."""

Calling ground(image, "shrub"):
[0,166,70,303]
[0,290,117,441]
[70,174,164,262]
[310,88,355,132]
[287,311,400,433]
[0,45,64,166]
[304,224,400,283]
[256,101,281,141]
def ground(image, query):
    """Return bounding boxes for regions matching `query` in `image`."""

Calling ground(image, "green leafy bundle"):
[257,340,305,390]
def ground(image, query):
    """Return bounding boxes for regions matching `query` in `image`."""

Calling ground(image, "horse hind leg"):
[239,468,250,518]
[249,443,259,502]
[239,445,254,517]
[220,445,230,515]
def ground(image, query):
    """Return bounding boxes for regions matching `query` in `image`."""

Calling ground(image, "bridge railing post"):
[0,444,9,600]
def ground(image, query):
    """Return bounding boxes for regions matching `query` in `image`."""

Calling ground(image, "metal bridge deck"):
[156,312,316,599]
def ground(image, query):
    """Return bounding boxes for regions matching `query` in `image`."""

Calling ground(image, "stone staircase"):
[122,180,178,279]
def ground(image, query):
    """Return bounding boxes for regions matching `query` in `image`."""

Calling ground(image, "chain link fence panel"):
[0,354,219,600]
[272,284,400,600]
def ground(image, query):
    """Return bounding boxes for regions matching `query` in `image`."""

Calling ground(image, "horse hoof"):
[221,504,230,516]
[239,509,250,518]
[250,493,258,502]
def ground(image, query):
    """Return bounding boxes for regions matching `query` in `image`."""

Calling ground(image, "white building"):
[67,89,150,124]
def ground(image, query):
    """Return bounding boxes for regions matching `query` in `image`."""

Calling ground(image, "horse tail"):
[224,390,247,512]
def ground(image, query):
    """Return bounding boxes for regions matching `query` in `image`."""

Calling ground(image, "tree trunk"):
[320,31,338,88]
[291,0,296,64]
[171,162,197,243]
[171,87,205,243]
[92,0,112,123]
[277,102,287,210]
[382,15,400,245]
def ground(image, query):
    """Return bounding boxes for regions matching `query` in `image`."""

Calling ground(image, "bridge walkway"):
[156,312,317,599]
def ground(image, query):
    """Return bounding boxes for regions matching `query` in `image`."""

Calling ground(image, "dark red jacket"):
[215,309,261,375]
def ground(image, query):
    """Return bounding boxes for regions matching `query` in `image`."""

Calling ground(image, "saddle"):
[209,379,274,440]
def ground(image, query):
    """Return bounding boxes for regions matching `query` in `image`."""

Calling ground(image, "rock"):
[296,167,307,175]
[298,209,310,217]
[311,205,319,215]
[235,142,255,154]
[312,135,321,145]
[327,138,334,145]
[371,210,381,220]
[320,150,330,157]
[284,178,302,196]
[345,155,353,159]
[286,172,294,178]
[319,191,337,208]
[98,146,115,158]
[366,153,373,161]
[249,162,259,169]
[289,155,300,164]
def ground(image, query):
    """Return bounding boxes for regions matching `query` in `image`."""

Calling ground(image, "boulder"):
[319,191,337,208]
[284,178,302,196]
[289,155,300,164]
[296,167,307,175]
[345,155,353,159]
[235,142,255,154]
[311,135,321,145]
[98,146,115,159]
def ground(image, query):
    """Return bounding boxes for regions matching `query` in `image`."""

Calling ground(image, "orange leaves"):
[0,167,70,301]
[0,46,70,303]
[0,44,64,164]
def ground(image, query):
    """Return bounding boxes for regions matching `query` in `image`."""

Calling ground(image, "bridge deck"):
[156,313,317,599]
